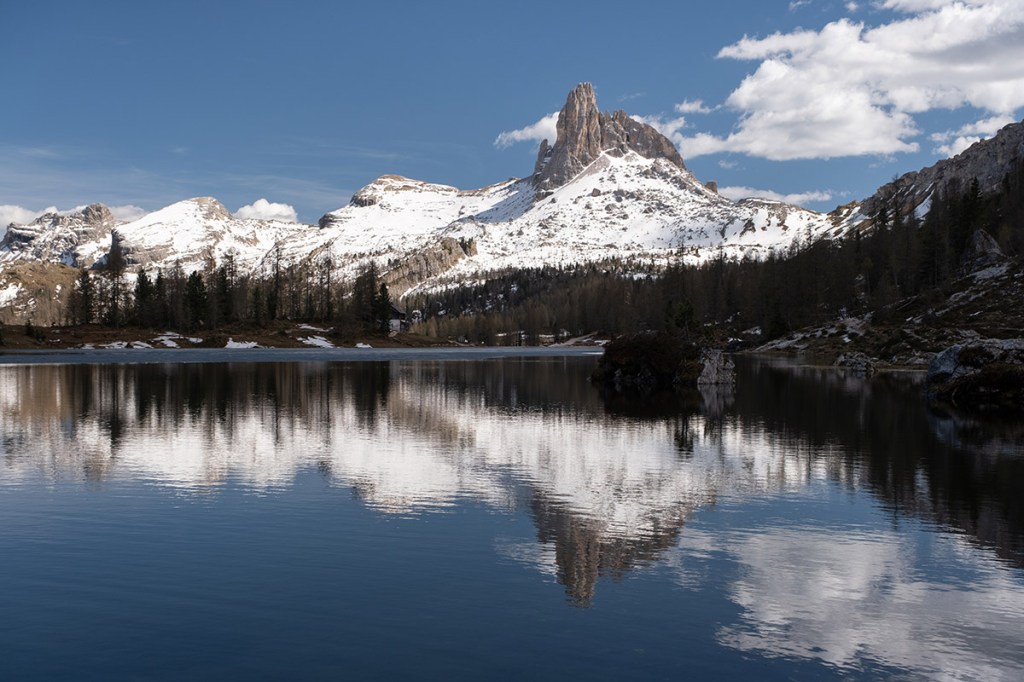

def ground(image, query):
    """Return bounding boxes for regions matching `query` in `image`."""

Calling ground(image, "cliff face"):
[381,237,476,296]
[0,261,78,326]
[860,118,1024,223]
[533,83,686,194]
[0,203,116,268]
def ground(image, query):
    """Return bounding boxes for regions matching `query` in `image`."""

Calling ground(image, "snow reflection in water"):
[1,356,1023,679]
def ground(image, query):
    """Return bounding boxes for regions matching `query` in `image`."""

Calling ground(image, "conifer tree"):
[68,268,96,325]
[133,269,156,327]
[375,282,392,333]
[185,271,208,331]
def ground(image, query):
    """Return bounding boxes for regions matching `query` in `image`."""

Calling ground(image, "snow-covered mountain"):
[0,198,311,323]
[286,83,844,293]
[4,83,1022,325]
[295,85,1019,287]
[111,196,306,271]
[313,152,840,279]
[0,197,308,273]
[2,86,848,323]
[0,203,117,268]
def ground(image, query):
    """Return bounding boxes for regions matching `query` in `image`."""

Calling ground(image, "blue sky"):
[3,0,1023,224]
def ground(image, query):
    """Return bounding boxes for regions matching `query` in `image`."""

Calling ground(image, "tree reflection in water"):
[1,356,1022,597]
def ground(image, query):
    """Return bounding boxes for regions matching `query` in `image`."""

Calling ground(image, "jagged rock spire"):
[533,83,686,193]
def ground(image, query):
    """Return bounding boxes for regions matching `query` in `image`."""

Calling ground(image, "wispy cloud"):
[18,146,63,159]
[618,92,647,103]
[219,173,351,214]
[674,99,714,115]
[109,205,149,221]
[0,155,180,216]
[678,0,1024,161]
[0,139,354,224]
[272,136,409,163]
[494,112,559,149]
[718,186,835,206]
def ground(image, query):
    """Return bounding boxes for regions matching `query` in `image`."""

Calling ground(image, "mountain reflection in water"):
[1,356,1023,678]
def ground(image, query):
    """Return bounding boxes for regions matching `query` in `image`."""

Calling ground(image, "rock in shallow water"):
[697,348,736,386]
[591,332,733,393]
[834,351,876,375]
[926,338,1024,412]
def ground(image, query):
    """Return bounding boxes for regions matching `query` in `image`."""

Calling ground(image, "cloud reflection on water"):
[2,358,1023,678]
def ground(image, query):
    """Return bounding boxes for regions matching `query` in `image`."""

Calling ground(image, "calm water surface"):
[1,354,1022,680]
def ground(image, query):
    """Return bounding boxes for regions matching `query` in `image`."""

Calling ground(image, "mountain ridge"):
[2,84,1023,326]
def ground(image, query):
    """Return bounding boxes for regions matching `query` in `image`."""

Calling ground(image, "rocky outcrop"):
[592,333,700,393]
[0,261,78,325]
[191,196,233,221]
[962,229,1006,271]
[592,333,734,393]
[533,83,686,194]
[834,351,876,375]
[860,118,1024,224]
[927,339,1024,411]
[697,348,735,385]
[380,237,476,297]
[0,203,116,267]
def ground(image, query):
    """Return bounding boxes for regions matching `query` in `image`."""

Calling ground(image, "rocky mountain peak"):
[1,203,117,268]
[77,203,116,227]
[189,196,233,221]
[20,203,115,231]
[533,83,686,193]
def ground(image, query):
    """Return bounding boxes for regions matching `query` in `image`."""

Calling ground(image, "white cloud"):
[845,1,860,12]
[789,0,813,10]
[233,198,299,222]
[718,186,834,205]
[934,136,979,157]
[0,205,53,227]
[681,1,1024,160]
[674,99,713,115]
[108,205,148,221]
[494,112,560,149]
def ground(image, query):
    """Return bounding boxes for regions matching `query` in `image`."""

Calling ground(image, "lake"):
[1,351,1022,680]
